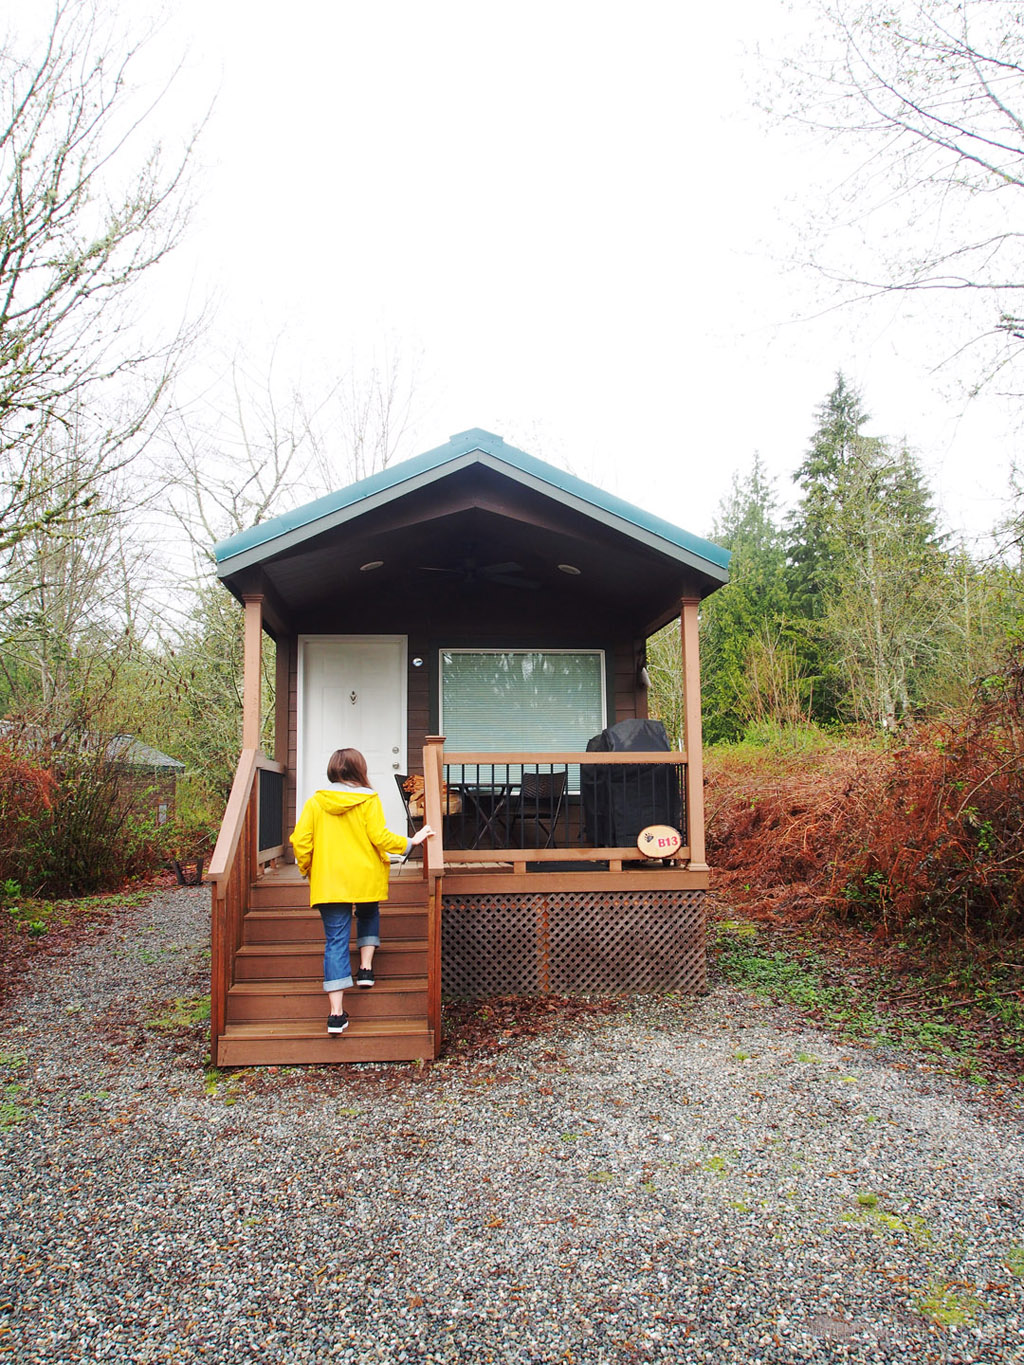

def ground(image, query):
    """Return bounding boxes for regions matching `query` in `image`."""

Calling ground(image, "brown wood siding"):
[407,634,431,775]
[285,635,298,850]
[613,641,638,724]
[114,772,179,824]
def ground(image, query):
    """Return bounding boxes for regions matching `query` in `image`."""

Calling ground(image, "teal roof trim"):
[213,428,731,578]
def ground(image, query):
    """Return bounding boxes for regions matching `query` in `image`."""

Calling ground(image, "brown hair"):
[326,748,371,788]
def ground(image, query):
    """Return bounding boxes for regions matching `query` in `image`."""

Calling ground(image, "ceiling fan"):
[418,551,540,590]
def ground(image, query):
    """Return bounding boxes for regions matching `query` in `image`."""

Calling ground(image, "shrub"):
[844,651,1024,940]
[29,744,132,897]
[0,746,57,889]
[707,647,1024,944]
[4,725,189,896]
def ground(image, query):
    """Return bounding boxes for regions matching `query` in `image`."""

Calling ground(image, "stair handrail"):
[208,749,287,886]
[208,748,286,1063]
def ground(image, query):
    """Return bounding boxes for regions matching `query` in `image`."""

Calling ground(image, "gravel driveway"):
[1,886,1023,1364]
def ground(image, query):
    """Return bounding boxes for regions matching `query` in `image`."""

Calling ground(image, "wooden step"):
[215,864,436,1066]
[225,977,428,1024]
[243,906,428,943]
[217,1018,435,1066]
[233,938,428,981]
[250,872,429,911]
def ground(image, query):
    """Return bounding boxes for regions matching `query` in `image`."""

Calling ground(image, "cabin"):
[208,428,730,1065]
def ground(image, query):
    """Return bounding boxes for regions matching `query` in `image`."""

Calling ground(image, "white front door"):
[297,636,408,832]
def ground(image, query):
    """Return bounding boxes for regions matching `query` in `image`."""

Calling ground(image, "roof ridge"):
[213,429,729,578]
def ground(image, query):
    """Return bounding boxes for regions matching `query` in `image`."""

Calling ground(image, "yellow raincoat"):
[290,787,410,905]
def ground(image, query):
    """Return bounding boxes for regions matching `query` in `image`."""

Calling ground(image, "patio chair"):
[394,774,422,837]
[396,772,464,838]
[513,770,567,849]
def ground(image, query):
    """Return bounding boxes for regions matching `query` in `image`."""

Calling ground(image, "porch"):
[208,740,707,1065]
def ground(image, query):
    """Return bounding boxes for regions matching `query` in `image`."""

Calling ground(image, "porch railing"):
[421,743,690,873]
[207,748,286,1059]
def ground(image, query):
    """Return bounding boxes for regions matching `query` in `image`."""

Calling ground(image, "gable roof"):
[213,428,730,584]
[106,736,186,772]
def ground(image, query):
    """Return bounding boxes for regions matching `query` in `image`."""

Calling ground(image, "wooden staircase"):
[215,865,437,1066]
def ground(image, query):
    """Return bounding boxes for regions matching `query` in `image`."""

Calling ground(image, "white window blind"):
[440,650,606,754]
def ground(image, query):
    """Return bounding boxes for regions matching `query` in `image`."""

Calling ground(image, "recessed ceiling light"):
[557,563,581,575]
[359,560,384,572]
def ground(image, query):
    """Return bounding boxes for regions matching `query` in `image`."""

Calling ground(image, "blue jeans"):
[317,902,380,991]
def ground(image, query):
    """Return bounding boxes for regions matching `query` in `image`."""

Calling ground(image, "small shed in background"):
[106,736,185,826]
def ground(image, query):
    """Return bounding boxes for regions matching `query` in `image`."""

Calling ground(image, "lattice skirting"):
[441,890,706,997]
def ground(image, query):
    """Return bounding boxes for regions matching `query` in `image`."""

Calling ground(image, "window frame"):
[437,647,608,756]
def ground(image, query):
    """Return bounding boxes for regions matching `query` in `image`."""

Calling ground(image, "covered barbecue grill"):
[581,718,683,847]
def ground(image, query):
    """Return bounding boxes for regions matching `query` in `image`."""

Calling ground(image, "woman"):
[291,747,435,1035]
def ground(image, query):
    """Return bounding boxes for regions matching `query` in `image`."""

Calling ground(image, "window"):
[440,650,606,758]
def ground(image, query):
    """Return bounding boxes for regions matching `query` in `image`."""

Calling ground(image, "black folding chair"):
[513,770,567,848]
[394,774,422,837]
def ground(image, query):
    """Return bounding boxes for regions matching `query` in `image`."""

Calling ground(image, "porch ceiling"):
[226,493,712,636]
[217,439,730,637]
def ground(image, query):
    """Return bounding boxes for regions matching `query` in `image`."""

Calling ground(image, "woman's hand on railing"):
[409,824,436,846]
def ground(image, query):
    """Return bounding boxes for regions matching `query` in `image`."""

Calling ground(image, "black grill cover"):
[582,719,683,846]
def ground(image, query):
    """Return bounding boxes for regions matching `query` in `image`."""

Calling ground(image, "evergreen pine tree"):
[788,372,879,612]
[699,455,799,741]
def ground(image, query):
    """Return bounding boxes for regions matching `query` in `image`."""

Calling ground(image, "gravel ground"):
[1,887,1023,1365]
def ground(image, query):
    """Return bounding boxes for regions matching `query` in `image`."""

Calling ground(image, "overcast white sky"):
[16,0,1022,547]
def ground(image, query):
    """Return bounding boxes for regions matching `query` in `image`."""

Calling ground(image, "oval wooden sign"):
[637,824,682,858]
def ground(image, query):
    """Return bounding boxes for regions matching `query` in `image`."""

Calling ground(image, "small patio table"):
[454,781,516,849]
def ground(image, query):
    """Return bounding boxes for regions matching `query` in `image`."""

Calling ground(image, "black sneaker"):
[327,1012,349,1035]
[355,967,375,988]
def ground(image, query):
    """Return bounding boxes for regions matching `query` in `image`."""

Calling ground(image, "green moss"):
[0,1101,29,1130]
[914,1280,981,1327]
[147,995,210,1033]
[844,1195,933,1246]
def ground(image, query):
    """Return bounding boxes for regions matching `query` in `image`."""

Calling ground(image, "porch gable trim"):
[213,429,731,584]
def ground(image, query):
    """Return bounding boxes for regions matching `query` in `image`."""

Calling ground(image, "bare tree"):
[0,0,201,565]
[0,407,160,710]
[163,351,330,568]
[310,344,418,487]
[164,342,419,567]
[154,345,418,788]
[773,0,1024,382]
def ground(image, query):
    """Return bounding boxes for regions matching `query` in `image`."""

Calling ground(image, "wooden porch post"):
[680,596,708,872]
[422,735,446,867]
[242,594,263,750]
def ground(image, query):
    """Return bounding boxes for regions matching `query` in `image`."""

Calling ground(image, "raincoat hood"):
[312,788,375,816]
